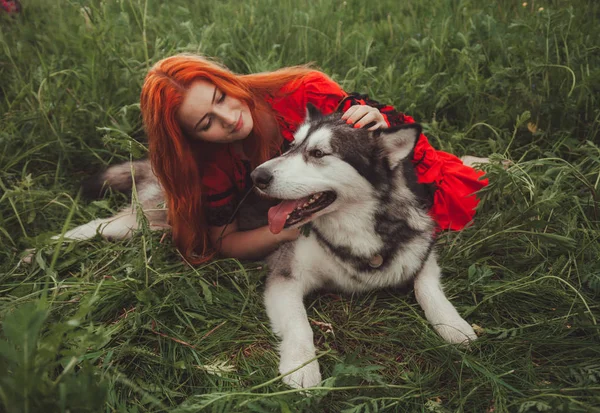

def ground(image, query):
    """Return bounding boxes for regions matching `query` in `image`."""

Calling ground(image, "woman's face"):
[178,79,253,143]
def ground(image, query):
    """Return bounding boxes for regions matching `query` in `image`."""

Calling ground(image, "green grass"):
[1,0,599,411]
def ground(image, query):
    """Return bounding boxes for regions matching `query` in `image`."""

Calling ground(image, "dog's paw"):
[434,317,478,345]
[280,358,321,389]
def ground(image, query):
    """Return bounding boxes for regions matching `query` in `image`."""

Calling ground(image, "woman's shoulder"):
[267,70,347,140]
[278,70,342,95]
[273,71,346,113]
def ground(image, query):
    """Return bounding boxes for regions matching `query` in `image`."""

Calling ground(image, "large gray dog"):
[251,105,477,388]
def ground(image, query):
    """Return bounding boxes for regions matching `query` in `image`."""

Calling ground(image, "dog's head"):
[251,104,421,234]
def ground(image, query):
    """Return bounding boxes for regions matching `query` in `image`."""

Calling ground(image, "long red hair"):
[140,54,315,264]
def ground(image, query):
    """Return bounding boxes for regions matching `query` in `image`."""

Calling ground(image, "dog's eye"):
[310,149,325,158]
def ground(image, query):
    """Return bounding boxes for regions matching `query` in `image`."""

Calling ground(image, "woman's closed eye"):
[198,92,226,131]
[199,116,213,131]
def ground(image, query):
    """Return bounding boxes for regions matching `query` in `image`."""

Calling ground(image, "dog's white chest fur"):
[291,232,429,292]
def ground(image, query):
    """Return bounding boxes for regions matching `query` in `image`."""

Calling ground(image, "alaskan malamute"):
[252,105,477,388]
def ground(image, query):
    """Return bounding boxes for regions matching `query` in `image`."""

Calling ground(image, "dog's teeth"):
[302,202,309,208]
[308,199,315,204]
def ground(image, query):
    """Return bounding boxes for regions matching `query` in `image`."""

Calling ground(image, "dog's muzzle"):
[251,167,273,190]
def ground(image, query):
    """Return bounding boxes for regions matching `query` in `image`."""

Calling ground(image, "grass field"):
[1,0,599,411]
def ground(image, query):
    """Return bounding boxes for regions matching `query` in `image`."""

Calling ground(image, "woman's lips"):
[233,114,243,132]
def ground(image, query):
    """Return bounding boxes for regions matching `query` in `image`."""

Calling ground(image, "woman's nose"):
[214,107,237,126]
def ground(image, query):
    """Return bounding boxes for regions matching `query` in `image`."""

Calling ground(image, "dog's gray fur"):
[253,107,477,388]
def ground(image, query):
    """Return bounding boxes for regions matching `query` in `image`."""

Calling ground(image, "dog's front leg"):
[414,253,477,345]
[264,275,321,388]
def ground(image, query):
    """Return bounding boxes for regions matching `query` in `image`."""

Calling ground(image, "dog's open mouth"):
[267,191,337,234]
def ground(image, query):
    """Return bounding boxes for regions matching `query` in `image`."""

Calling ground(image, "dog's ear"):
[379,124,422,169]
[305,103,323,123]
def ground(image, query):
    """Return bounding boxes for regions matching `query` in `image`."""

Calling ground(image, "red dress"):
[202,72,488,230]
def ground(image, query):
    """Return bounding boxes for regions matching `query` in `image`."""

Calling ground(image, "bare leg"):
[460,155,490,168]
[461,155,511,170]
[53,213,138,241]
[21,206,167,264]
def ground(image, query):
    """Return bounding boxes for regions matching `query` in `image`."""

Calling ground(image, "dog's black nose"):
[251,168,273,190]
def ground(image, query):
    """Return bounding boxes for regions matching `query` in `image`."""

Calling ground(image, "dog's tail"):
[82,159,155,199]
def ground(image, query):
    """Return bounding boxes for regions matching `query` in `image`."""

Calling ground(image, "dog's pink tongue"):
[268,198,307,234]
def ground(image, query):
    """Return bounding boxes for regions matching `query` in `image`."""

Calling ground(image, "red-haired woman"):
[140,54,487,264]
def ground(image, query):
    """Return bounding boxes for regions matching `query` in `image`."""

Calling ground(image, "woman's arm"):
[208,219,300,260]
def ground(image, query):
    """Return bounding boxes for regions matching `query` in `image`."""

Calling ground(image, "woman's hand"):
[275,227,301,243]
[341,105,388,130]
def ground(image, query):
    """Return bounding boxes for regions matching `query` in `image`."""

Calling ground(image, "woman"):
[140,54,487,264]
